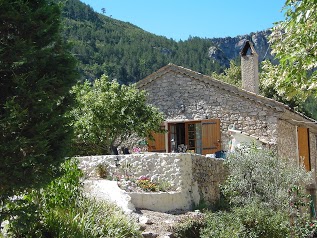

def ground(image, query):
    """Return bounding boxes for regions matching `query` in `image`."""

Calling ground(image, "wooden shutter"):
[201,119,221,155]
[297,127,310,171]
[147,126,166,152]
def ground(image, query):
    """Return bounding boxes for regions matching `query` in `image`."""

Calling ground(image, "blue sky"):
[81,0,286,41]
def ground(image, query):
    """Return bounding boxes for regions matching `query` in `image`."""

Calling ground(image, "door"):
[147,125,166,152]
[297,126,310,171]
[201,119,221,155]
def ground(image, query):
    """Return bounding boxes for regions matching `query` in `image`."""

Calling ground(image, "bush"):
[201,203,290,238]
[222,145,313,211]
[6,158,142,238]
[209,144,316,237]
[42,198,141,238]
[173,214,206,238]
[96,163,109,178]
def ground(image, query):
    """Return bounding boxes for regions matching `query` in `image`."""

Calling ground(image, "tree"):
[70,75,165,155]
[211,60,241,87]
[261,0,317,101]
[0,0,77,204]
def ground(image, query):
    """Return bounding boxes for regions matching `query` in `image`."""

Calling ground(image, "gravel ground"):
[133,209,204,238]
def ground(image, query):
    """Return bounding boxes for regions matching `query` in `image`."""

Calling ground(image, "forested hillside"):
[59,0,226,83]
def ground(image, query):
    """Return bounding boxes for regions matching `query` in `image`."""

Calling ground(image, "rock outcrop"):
[208,30,273,66]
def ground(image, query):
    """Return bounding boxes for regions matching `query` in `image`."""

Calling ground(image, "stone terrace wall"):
[192,155,229,204]
[79,153,193,191]
[78,153,227,211]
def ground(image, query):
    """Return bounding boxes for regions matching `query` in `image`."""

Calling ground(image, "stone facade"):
[78,153,228,212]
[310,134,317,182]
[137,64,317,182]
[138,66,280,149]
[277,119,298,160]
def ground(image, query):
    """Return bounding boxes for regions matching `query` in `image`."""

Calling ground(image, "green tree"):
[0,0,77,206]
[70,75,164,155]
[262,0,317,101]
[211,60,241,87]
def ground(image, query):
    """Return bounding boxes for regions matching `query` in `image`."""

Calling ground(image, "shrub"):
[222,144,313,211]
[201,203,290,238]
[96,163,109,178]
[157,180,172,192]
[173,214,206,238]
[42,198,141,238]
[136,179,159,192]
[6,158,142,238]
[215,144,316,237]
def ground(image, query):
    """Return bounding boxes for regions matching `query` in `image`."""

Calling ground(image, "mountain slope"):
[59,0,274,84]
[58,0,317,120]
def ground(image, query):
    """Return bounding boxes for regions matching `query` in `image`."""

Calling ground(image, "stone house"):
[136,41,317,177]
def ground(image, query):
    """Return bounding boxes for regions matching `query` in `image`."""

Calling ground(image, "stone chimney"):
[240,40,259,94]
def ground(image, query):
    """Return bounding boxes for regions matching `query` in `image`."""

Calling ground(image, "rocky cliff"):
[208,30,273,66]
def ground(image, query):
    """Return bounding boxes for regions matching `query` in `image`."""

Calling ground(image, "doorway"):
[148,119,221,155]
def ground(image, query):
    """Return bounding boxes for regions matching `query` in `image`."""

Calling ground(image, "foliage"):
[56,0,224,83]
[217,144,316,237]
[211,60,242,87]
[96,163,109,178]
[173,146,315,238]
[222,145,313,211]
[157,180,172,192]
[260,67,316,117]
[136,177,159,192]
[5,158,83,236]
[116,173,172,193]
[5,159,141,238]
[70,75,165,155]
[302,95,317,120]
[39,158,83,209]
[173,215,206,238]
[0,0,77,211]
[261,0,317,101]
[43,198,142,238]
[299,219,317,238]
[201,203,290,238]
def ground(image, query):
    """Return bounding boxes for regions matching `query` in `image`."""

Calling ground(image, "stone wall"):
[78,153,227,212]
[192,154,229,204]
[277,119,298,160]
[141,71,280,148]
[310,132,317,180]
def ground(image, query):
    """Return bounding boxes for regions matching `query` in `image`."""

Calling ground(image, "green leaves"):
[264,0,317,100]
[222,145,313,211]
[0,0,77,202]
[70,75,164,155]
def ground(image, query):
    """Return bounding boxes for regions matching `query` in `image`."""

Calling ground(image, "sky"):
[80,0,286,41]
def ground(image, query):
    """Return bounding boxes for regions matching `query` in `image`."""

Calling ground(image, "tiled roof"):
[137,63,317,127]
